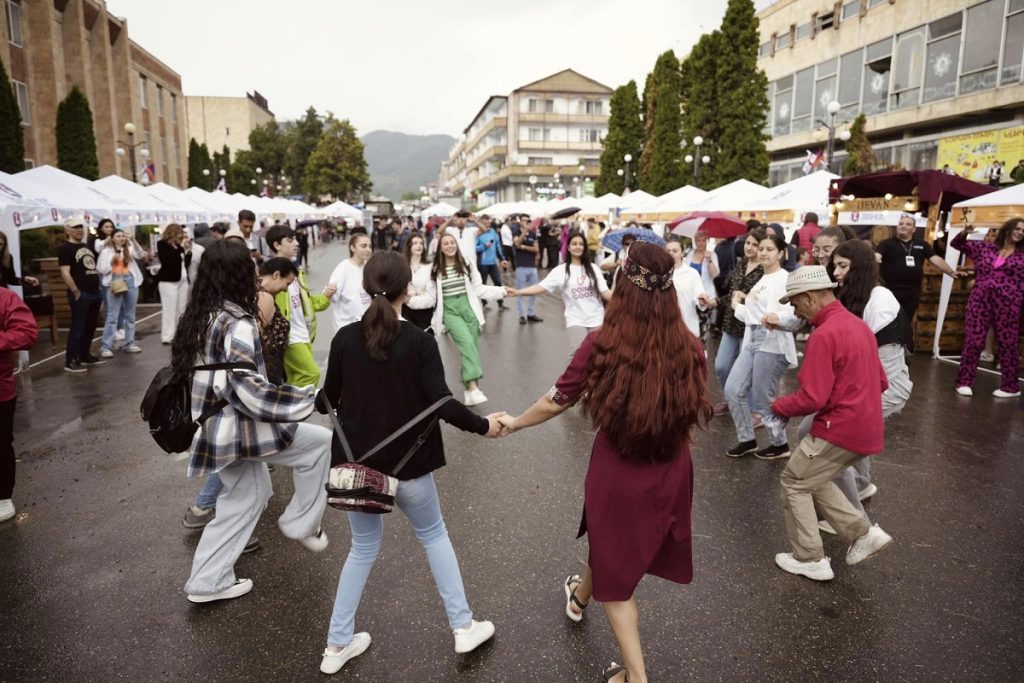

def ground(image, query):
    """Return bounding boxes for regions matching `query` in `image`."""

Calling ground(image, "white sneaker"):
[472,389,488,405]
[858,483,878,501]
[114,329,126,342]
[979,351,995,362]
[453,619,495,653]
[955,386,973,396]
[993,389,1021,398]
[320,632,371,674]
[299,528,329,553]
[99,349,114,359]
[0,498,14,523]
[187,578,253,603]
[818,520,837,535]
[774,553,834,581]
[464,390,485,407]
[846,524,893,565]
[123,345,142,353]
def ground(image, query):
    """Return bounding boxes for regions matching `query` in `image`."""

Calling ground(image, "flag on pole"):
[802,149,825,175]
[143,162,156,183]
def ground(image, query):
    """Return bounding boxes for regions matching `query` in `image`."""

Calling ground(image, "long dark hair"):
[171,240,259,379]
[562,230,601,294]
[402,230,431,266]
[831,239,879,319]
[583,242,712,463]
[994,217,1024,252]
[362,252,411,362]
[430,232,469,280]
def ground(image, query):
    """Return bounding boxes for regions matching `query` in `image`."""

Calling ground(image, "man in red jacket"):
[0,287,40,522]
[790,212,821,265]
[769,266,893,581]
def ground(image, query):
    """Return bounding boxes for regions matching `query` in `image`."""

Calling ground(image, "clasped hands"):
[483,412,521,438]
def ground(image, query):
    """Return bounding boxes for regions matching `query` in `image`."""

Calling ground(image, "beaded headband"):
[621,256,672,292]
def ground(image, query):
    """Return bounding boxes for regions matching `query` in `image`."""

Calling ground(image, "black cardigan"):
[322,321,489,479]
[156,240,190,282]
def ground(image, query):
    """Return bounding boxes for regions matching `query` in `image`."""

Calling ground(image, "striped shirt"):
[441,265,467,297]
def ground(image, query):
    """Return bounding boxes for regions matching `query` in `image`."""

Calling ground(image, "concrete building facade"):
[185,92,274,155]
[441,69,612,204]
[1,0,187,186]
[757,0,1024,184]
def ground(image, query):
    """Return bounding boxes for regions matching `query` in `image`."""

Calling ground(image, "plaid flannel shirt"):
[187,301,315,478]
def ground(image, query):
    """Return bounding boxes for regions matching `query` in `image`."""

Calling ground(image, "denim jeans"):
[195,472,223,509]
[326,473,473,647]
[725,327,789,443]
[65,290,103,363]
[101,276,138,351]
[478,263,503,287]
[99,284,128,332]
[714,332,743,393]
[515,267,538,316]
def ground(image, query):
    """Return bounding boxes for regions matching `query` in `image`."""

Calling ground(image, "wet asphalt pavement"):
[1,238,1022,683]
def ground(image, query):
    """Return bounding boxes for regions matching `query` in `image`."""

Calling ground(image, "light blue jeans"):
[326,473,473,647]
[196,472,222,509]
[714,331,744,393]
[725,327,789,444]
[515,267,538,316]
[100,276,137,351]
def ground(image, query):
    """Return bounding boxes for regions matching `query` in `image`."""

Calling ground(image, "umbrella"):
[549,206,581,220]
[669,211,748,239]
[602,226,666,252]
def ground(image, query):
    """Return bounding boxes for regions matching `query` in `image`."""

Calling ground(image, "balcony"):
[465,146,507,175]
[517,140,603,152]
[517,112,609,125]
[465,117,507,151]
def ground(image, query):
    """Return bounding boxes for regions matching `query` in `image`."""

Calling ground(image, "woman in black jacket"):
[318,252,503,676]
[156,223,191,343]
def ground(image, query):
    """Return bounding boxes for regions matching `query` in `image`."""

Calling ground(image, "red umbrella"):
[669,211,748,239]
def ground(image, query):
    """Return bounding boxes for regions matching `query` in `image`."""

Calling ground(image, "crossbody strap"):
[192,361,258,426]
[321,392,453,477]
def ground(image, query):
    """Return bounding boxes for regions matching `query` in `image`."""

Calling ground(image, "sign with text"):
[937,127,1024,182]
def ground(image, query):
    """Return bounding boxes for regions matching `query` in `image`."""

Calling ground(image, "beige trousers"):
[780,435,872,562]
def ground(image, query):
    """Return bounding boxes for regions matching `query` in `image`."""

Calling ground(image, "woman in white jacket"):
[430,233,508,406]
[402,231,435,331]
[96,229,145,356]
[724,232,798,460]
[666,239,711,341]
[328,230,373,332]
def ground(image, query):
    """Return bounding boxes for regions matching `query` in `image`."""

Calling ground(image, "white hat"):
[779,266,837,304]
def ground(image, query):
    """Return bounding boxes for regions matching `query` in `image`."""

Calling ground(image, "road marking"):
[18,310,162,372]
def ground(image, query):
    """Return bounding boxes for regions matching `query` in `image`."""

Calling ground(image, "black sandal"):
[564,574,588,622]
[602,662,629,682]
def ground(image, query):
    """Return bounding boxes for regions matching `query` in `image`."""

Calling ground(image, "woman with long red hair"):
[500,242,711,683]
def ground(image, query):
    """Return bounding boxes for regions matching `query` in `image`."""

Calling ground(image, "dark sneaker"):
[182,506,215,529]
[527,315,543,323]
[755,443,791,460]
[64,360,87,373]
[81,354,106,365]
[519,316,527,325]
[242,536,261,554]
[726,440,758,458]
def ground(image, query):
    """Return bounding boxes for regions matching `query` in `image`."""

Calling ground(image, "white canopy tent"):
[740,171,839,224]
[620,185,708,221]
[694,179,772,212]
[422,202,458,218]
[91,175,180,225]
[617,190,658,214]
[16,165,138,223]
[146,183,223,223]
[578,193,624,218]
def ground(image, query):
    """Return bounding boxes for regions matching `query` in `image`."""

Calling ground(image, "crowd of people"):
[0,201,1021,683]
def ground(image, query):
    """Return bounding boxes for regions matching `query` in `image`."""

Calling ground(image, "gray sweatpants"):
[184,422,333,595]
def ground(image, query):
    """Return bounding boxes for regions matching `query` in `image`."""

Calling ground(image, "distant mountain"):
[361,130,456,201]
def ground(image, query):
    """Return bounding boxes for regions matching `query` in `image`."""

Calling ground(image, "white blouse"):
[733,268,799,367]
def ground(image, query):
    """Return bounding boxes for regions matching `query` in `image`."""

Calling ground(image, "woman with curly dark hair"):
[500,242,712,683]
[172,240,333,605]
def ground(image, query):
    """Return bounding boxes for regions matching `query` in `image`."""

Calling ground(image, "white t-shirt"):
[672,264,704,338]
[328,259,370,331]
[500,224,514,247]
[286,279,309,344]
[539,263,609,328]
[862,286,901,334]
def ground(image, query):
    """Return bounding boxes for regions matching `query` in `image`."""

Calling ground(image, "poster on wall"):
[937,127,1024,182]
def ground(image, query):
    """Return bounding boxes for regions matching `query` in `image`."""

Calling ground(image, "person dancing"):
[666,238,712,341]
[328,228,373,333]
[501,242,712,683]
[952,219,1024,398]
[402,231,435,332]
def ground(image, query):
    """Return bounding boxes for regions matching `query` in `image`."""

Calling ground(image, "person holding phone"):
[475,220,508,310]
[96,228,145,356]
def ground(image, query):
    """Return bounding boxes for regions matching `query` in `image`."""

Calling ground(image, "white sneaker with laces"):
[0,498,14,523]
[992,389,1021,398]
[774,553,834,581]
[464,390,480,406]
[858,483,878,501]
[299,528,329,553]
[187,578,253,603]
[453,619,495,653]
[955,386,973,396]
[320,632,371,675]
[846,524,893,565]
[99,349,114,359]
[472,389,488,405]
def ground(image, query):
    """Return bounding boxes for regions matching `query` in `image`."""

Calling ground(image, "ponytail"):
[361,252,412,362]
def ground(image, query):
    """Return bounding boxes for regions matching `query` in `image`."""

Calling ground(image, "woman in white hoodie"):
[430,233,508,406]
[96,229,145,356]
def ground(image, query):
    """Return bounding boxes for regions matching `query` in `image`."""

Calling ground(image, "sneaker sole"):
[187,579,253,603]
[181,519,213,529]
[320,634,372,674]
[775,557,834,581]
[858,485,878,501]
[726,448,757,458]
[755,450,791,461]
[847,535,893,566]
[64,367,87,373]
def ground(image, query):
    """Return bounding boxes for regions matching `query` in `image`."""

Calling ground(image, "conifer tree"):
[55,86,99,180]
[843,114,876,175]
[596,81,643,195]
[0,59,24,173]
[680,31,723,188]
[638,51,683,194]
[187,138,205,188]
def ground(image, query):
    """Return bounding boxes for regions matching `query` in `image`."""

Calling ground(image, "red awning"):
[830,170,997,210]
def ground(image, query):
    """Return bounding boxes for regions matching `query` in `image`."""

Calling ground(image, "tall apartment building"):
[185,92,274,155]
[1,0,188,186]
[758,0,1024,184]
[440,69,612,204]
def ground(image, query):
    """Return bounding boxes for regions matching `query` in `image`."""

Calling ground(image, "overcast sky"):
[106,0,776,138]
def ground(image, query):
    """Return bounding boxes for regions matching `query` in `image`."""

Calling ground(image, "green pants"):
[283,342,320,388]
[443,294,482,386]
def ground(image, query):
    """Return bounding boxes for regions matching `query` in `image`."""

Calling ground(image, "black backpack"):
[140,362,256,453]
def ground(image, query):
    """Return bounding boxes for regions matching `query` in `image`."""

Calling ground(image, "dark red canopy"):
[830,170,996,210]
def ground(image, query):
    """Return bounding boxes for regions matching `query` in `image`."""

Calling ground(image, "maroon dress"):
[551,333,694,602]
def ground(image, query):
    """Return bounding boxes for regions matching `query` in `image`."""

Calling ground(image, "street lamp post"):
[683,135,711,185]
[528,174,537,201]
[578,164,586,198]
[818,101,844,172]
[623,153,633,193]
[115,122,150,184]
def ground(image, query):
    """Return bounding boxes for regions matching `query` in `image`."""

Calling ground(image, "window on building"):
[868,0,888,7]
[12,79,28,124]
[795,22,811,41]
[544,99,554,113]
[775,31,792,50]
[527,157,553,165]
[959,0,1003,94]
[6,0,23,46]
[156,86,164,117]
[1002,10,1024,85]
[581,100,603,114]
[759,41,771,57]
[578,129,601,143]
[817,58,837,77]
[139,74,147,109]
[528,127,542,141]
[922,14,962,103]
[816,11,835,31]
[890,27,925,109]
[171,93,177,122]
[863,38,892,116]
[838,49,863,108]
[773,75,793,137]
[814,62,837,122]
[790,67,814,133]
[841,1,859,21]
[763,81,774,136]
[528,98,538,113]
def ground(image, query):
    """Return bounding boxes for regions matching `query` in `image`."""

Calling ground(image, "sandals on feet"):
[564,574,588,622]
[602,662,629,682]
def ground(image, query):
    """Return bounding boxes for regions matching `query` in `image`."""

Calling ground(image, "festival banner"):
[937,127,1024,182]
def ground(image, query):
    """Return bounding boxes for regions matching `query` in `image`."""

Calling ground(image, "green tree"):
[843,114,877,175]
[304,115,372,201]
[638,50,683,193]
[713,0,770,185]
[212,144,230,190]
[680,31,723,188]
[0,59,24,173]
[596,81,643,195]
[247,120,287,177]
[55,86,99,180]
[187,139,215,189]
[230,149,257,194]
[283,106,323,198]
